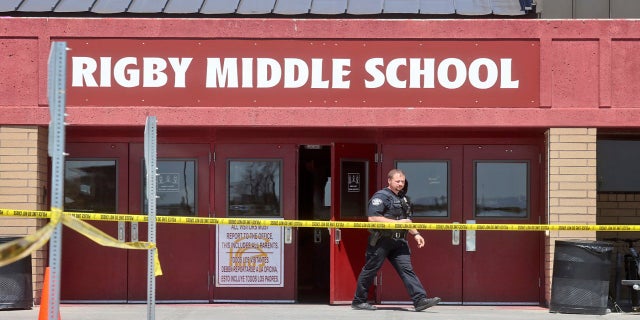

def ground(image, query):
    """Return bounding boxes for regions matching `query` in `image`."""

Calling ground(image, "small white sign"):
[157,173,180,192]
[348,172,361,192]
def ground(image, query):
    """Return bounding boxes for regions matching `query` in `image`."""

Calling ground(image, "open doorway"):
[297,145,331,303]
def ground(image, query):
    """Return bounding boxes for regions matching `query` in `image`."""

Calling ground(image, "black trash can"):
[550,239,613,315]
[0,237,33,310]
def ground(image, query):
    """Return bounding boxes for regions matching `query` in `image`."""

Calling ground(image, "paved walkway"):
[3,304,638,320]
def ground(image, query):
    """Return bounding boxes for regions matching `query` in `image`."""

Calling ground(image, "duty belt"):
[380,230,407,239]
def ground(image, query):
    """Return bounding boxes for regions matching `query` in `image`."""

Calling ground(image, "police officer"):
[351,169,441,312]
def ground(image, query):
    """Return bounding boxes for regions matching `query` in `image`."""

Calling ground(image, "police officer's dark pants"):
[353,236,427,305]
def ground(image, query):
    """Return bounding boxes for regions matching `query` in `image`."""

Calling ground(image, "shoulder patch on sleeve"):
[371,198,383,206]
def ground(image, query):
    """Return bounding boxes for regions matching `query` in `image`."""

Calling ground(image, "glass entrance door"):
[378,145,463,304]
[461,145,541,303]
[329,143,377,304]
[127,143,211,302]
[62,143,129,302]
[212,144,297,302]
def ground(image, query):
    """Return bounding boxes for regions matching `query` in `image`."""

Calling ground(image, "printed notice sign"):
[216,224,284,287]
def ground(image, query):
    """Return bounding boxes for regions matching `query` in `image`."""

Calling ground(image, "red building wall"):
[1,18,640,128]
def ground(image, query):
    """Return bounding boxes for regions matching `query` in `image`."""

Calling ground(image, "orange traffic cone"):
[38,267,61,320]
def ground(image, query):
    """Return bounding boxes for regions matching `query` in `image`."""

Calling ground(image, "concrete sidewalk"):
[2,304,637,320]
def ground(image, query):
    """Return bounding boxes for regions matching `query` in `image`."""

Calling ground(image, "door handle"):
[466,220,476,252]
[284,226,292,244]
[314,228,322,243]
[452,222,460,246]
[117,221,125,242]
[334,228,341,245]
[131,221,138,242]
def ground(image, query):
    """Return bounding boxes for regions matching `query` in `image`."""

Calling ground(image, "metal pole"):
[145,116,158,320]
[47,41,67,320]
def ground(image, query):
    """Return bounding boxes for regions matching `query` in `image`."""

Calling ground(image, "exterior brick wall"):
[0,125,49,305]
[545,127,597,305]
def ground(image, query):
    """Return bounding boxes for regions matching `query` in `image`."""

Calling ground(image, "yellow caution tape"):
[2,207,640,232]
[0,208,162,276]
[0,209,60,268]
[58,210,163,276]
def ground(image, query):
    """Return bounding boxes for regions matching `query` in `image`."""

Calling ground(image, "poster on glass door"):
[216,224,284,287]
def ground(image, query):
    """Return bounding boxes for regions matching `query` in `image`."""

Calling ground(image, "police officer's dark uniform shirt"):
[368,188,407,235]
